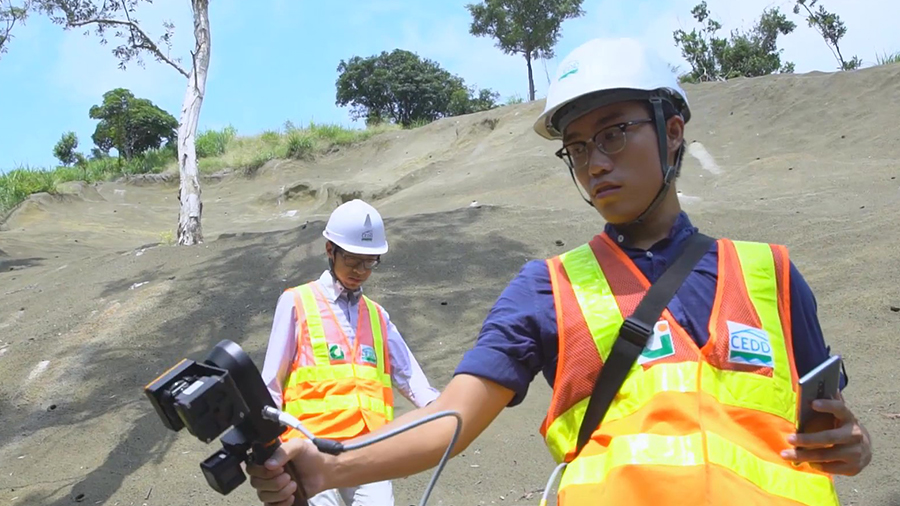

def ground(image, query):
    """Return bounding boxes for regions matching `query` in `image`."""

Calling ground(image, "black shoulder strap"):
[574,232,716,456]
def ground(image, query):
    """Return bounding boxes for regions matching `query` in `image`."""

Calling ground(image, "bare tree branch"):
[67,17,189,77]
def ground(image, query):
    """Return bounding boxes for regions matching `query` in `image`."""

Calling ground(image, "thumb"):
[264,438,306,470]
[265,437,312,470]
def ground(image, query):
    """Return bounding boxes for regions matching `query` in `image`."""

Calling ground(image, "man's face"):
[328,244,379,291]
[560,100,683,224]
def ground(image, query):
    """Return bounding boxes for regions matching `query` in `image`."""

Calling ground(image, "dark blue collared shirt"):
[454,211,846,406]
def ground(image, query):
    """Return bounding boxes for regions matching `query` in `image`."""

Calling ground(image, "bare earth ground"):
[1,64,899,506]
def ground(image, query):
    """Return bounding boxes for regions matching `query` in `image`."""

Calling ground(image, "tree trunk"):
[176,0,210,246]
[525,52,535,101]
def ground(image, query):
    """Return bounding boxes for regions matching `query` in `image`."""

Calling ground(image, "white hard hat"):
[322,199,389,255]
[533,37,691,140]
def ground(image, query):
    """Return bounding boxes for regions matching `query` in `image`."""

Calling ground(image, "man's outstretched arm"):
[247,373,515,505]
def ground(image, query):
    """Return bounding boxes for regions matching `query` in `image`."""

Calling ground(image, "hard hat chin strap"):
[327,243,357,292]
[622,97,677,227]
[574,97,682,229]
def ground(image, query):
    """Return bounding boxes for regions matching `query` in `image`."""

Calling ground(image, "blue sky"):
[1,0,896,171]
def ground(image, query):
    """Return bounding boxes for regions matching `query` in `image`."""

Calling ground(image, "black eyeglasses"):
[555,118,654,170]
[338,250,380,270]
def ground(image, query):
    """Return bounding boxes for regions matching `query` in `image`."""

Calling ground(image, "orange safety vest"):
[540,233,841,506]
[279,281,394,442]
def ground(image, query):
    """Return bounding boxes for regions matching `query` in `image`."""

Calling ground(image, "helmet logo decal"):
[361,214,373,242]
[558,61,579,81]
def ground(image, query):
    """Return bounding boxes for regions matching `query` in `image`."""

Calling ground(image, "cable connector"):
[312,438,344,455]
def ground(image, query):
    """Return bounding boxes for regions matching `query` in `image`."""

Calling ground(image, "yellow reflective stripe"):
[560,432,838,506]
[731,241,796,424]
[284,364,391,388]
[284,393,394,418]
[362,295,389,379]
[296,284,330,364]
[544,361,699,462]
[544,360,797,462]
[544,397,587,463]
[559,433,704,489]
[706,431,838,506]
[700,362,794,423]
[558,244,623,361]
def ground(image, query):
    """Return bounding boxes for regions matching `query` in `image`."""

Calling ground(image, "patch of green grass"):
[1,122,394,215]
[0,149,173,216]
[876,51,900,66]
[196,122,396,174]
[196,125,237,158]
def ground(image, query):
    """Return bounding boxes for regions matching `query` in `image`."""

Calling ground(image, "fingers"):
[264,496,297,506]
[811,399,855,423]
[254,476,298,505]
[815,460,865,477]
[249,467,292,492]
[782,442,859,464]
[247,462,285,480]
[788,421,864,449]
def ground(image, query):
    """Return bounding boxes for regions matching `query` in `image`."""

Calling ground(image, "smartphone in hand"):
[797,355,842,433]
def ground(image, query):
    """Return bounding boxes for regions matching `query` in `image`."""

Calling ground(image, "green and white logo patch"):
[328,343,345,361]
[558,60,579,81]
[360,345,378,365]
[727,321,774,368]
[638,320,676,365]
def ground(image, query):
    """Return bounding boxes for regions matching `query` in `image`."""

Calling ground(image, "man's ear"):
[325,241,335,260]
[665,115,685,153]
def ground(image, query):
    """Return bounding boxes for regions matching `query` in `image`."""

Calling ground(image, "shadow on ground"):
[0,256,44,272]
[5,205,536,505]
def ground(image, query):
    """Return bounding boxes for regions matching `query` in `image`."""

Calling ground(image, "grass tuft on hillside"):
[0,122,397,216]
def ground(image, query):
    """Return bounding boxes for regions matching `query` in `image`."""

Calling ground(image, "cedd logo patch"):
[727,321,774,368]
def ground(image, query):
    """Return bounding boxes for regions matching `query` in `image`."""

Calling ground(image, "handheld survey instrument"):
[144,339,310,505]
[797,354,842,433]
[144,339,462,506]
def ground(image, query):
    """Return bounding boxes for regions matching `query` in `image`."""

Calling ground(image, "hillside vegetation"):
[1,60,900,506]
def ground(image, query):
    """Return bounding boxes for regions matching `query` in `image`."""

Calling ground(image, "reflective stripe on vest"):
[558,432,838,506]
[541,234,839,506]
[281,282,394,441]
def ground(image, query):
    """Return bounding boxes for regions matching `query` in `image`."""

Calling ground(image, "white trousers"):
[307,480,394,506]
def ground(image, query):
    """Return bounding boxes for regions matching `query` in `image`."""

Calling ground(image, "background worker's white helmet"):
[322,199,389,255]
[533,37,691,140]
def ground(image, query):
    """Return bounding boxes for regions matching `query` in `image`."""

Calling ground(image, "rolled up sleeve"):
[454,260,554,407]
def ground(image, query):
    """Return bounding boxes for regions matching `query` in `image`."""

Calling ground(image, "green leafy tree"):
[0,0,30,58]
[448,86,500,116]
[793,0,860,71]
[466,0,585,101]
[674,1,796,82]
[33,0,212,245]
[88,87,178,161]
[53,131,79,166]
[336,49,498,127]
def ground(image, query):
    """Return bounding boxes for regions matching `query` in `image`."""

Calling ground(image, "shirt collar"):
[603,211,698,252]
[317,270,362,303]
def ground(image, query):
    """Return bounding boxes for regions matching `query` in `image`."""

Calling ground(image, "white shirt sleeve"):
[381,307,441,408]
[260,290,298,409]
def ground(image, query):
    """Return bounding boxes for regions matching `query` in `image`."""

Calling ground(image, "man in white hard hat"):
[247,39,872,506]
[258,198,440,506]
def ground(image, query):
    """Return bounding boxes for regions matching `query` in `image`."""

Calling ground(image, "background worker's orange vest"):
[280,282,394,442]
[541,234,841,506]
